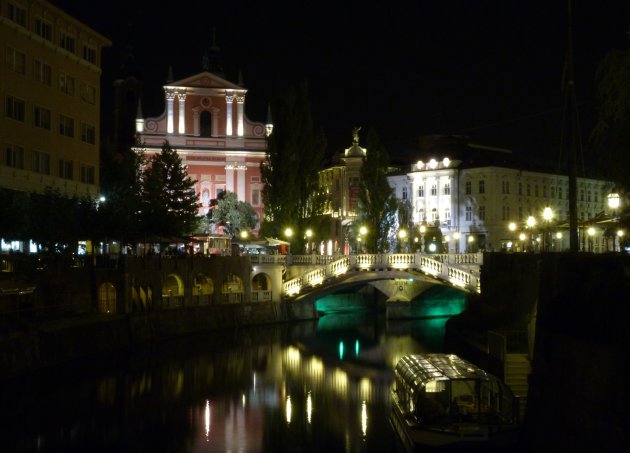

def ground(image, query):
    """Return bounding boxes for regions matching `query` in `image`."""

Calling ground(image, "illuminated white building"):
[388,143,616,253]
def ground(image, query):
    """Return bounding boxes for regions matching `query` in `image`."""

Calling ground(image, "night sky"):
[51,1,630,164]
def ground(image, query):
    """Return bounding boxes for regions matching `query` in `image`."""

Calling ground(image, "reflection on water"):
[0,312,449,452]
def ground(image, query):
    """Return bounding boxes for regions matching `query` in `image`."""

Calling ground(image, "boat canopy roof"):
[395,354,490,392]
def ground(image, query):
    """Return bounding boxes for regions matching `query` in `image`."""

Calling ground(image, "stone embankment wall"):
[448,252,630,451]
[0,302,290,381]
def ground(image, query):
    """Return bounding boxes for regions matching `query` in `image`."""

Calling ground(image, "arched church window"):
[200,111,212,137]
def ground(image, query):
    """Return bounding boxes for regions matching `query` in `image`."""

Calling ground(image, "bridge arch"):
[252,272,271,291]
[193,273,213,305]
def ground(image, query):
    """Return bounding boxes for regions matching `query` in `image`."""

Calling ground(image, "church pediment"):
[169,71,243,90]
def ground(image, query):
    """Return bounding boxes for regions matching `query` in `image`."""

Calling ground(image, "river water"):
[1,312,451,452]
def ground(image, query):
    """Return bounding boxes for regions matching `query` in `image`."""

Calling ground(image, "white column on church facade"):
[236,93,245,137]
[237,166,246,201]
[225,91,233,136]
[166,90,175,134]
[225,165,234,193]
[178,91,186,134]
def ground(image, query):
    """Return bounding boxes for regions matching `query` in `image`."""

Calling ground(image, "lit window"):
[418,186,424,197]
[444,183,450,195]
[479,205,486,221]
[465,206,472,221]
[402,186,408,200]
[465,181,471,195]
[431,184,437,196]
[479,180,485,194]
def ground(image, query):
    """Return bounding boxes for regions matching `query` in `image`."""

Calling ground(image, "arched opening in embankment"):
[98,282,116,314]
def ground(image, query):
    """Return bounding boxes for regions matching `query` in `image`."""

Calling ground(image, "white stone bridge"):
[249,253,482,300]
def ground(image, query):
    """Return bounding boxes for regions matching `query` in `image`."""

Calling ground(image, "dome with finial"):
[344,126,366,157]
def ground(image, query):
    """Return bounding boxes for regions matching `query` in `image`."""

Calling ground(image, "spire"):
[136,98,143,120]
[204,28,225,78]
[167,65,173,83]
[135,98,145,133]
[265,104,273,137]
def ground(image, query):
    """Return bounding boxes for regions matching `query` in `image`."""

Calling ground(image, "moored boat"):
[390,353,520,450]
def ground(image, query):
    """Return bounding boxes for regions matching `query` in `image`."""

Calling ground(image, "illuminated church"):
[133,49,269,225]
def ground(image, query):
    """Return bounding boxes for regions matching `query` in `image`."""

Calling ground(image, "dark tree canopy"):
[356,129,398,253]
[260,80,327,252]
[591,48,630,189]
[140,141,199,238]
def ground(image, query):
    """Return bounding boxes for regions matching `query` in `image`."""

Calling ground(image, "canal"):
[1,311,451,452]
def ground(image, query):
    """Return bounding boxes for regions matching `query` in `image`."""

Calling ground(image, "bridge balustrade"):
[279,252,481,298]
[251,290,272,302]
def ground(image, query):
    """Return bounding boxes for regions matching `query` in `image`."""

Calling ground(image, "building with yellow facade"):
[1,0,110,197]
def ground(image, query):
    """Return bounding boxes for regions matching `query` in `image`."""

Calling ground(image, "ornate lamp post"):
[608,192,621,251]
[358,226,367,254]
[587,226,595,253]
[508,222,517,252]
[542,207,553,252]
[453,231,460,254]
[526,215,537,252]
[284,227,293,255]
[419,223,427,252]
[398,229,408,252]
[305,228,313,254]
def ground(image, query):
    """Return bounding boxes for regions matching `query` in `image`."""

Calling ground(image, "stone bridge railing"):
[254,253,482,298]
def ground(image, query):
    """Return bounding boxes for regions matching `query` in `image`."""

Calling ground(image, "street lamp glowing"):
[305,229,313,239]
[556,232,563,239]
[508,222,517,232]
[453,232,460,240]
[467,236,474,243]
[419,225,427,234]
[542,207,553,221]
[284,228,293,238]
[526,216,537,228]
[519,233,526,241]
[240,230,249,240]
[608,192,620,210]
[398,229,407,239]
[587,227,595,237]
[617,230,625,238]
[359,226,367,236]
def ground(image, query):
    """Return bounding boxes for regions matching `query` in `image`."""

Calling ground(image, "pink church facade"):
[135,71,268,225]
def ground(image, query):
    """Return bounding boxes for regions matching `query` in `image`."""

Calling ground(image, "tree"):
[356,129,398,253]
[210,191,259,237]
[140,140,199,238]
[97,139,146,242]
[260,80,327,252]
[591,48,630,190]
